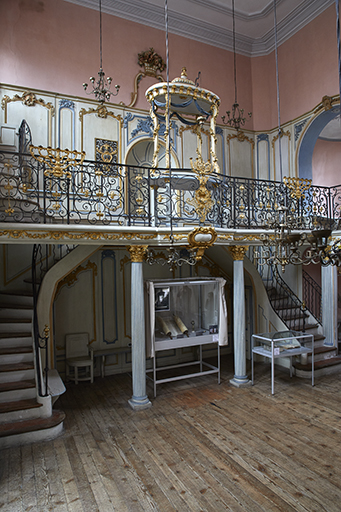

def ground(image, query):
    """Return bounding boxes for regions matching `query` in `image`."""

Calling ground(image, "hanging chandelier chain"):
[99,0,103,70]
[222,0,252,131]
[232,0,237,104]
[82,0,120,103]
[273,0,283,181]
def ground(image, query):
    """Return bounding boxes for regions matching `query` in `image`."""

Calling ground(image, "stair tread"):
[0,318,32,323]
[294,355,341,371]
[0,291,33,297]
[0,379,36,393]
[0,347,33,356]
[0,398,42,414]
[0,332,32,339]
[314,346,337,355]
[0,362,34,372]
[0,410,65,437]
[0,304,33,310]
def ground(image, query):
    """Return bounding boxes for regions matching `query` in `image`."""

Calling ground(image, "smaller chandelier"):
[222,0,251,130]
[255,205,341,272]
[222,102,252,131]
[146,247,198,272]
[83,0,120,103]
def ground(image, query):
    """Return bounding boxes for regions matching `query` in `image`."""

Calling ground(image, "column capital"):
[228,245,249,261]
[127,245,148,263]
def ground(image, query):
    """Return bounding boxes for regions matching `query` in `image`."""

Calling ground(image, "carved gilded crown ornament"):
[145,67,220,172]
[228,245,249,261]
[29,145,86,179]
[127,245,149,263]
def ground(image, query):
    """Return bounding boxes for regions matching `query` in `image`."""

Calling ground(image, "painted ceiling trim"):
[64,0,334,57]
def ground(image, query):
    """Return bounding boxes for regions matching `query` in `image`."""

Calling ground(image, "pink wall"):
[0,0,253,123]
[0,0,338,130]
[251,5,339,131]
[312,138,341,187]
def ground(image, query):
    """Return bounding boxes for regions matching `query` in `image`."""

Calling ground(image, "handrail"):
[302,269,322,324]
[31,243,75,396]
[1,149,341,230]
[259,258,308,332]
[32,244,48,396]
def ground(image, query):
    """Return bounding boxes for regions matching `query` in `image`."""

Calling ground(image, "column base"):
[230,377,252,388]
[128,395,152,411]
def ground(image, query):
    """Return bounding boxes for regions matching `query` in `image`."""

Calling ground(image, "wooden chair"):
[65,333,94,384]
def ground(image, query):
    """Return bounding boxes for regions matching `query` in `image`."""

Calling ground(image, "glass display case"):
[145,277,228,397]
[251,330,314,395]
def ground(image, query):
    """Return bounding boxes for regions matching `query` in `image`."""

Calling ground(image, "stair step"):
[0,346,33,356]
[295,355,341,371]
[0,398,42,414]
[0,332,32,339]
[0,362,34,373]
[0,303,33,310]
[314,346,337,356]
[0,409,65,438]
[0,379,35,393]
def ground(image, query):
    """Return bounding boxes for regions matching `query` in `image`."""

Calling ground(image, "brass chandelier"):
[255,204,341,272]
[83,0,120,103]
[222,0,252,130]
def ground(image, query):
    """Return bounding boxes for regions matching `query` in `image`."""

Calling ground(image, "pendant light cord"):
[99,0,103,69]
[232,0,237,104]
[273,0,283,181]
[165,0,173,242]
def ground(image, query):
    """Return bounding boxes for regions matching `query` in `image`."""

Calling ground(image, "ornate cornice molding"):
[0,229,157,242]
[64,0,333,57]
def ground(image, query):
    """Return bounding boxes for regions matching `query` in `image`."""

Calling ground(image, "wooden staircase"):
[0,291,65,448]
[267,287,341,379]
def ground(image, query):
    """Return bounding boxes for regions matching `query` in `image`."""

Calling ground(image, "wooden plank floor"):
[1,355,341,511]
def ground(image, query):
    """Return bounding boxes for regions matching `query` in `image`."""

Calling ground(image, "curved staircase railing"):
[258,257,319,332]
[32,243,75,396]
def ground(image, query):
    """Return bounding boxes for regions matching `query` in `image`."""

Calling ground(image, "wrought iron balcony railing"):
[1,149,341,231]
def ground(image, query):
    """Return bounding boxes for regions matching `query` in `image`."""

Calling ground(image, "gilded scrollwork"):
[186,153,214,222]
[0,230,157,242]
[1,91,55,119]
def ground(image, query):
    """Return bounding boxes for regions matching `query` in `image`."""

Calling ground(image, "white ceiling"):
[65,0,334,56]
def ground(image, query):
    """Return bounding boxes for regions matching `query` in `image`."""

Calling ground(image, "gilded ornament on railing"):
[127,245,149,262]
[283,176,311,200]
[4,179,14,215]
[29,145,85,179]
[186,135,214,222]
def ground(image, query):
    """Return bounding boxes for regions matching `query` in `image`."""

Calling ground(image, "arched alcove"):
[298,104,340,182]
[125,138,179,169]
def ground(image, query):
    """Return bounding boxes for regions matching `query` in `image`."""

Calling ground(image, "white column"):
[229,246,251,387]
[322,265,338,347]
[127,246,152,410]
